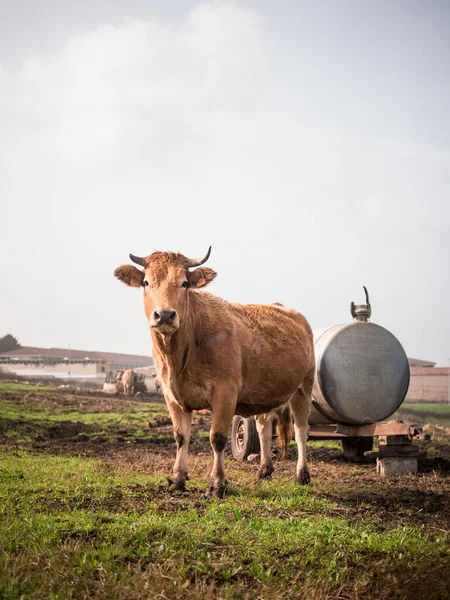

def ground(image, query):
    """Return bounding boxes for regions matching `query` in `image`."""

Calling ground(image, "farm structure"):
[406,364,450,403]
[231,288,430,475]
[0,346,153,384]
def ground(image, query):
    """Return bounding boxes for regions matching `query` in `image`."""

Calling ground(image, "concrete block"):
[376,457,418,476]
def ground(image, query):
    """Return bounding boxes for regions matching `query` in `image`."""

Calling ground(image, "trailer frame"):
[308,421,430,441]
[230,416,431,475]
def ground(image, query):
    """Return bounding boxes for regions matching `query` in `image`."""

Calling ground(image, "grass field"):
[1,383,450,600]
[393,402,450,426]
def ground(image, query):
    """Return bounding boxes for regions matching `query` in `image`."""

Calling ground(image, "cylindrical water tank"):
[310,293,410,426]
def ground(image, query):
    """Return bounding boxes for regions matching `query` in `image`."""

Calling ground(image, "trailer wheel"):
[231,416,260,461]
[341,437,373,461]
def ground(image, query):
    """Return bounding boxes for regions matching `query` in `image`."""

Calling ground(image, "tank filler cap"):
[350,286,371,322]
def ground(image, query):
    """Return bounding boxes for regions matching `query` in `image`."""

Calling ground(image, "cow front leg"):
[207,395,236,498]
[255,413,275,479]
[166,399,192,491]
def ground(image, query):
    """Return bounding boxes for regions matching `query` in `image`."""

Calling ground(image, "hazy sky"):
[1,0,449,365]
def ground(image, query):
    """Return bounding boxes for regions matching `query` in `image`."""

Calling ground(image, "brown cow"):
[155,377,162,395]
[115,370,124,393]
[122,369,137,396]
[114,247,315,497]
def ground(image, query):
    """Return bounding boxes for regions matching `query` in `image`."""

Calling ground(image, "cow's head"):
[114,247,216,335]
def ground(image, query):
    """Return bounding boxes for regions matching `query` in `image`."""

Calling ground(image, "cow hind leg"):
[290,369,314,485]
[166,400,192,491]
[255,413,275,479]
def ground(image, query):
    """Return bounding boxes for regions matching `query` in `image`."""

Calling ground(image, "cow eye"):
[181,281,188,288]
[143,280,149,287]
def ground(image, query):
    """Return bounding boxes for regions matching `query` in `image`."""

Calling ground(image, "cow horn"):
[186,246,212,268]
[129,254,146,267]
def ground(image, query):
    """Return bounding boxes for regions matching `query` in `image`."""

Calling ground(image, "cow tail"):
[278,404,293,461]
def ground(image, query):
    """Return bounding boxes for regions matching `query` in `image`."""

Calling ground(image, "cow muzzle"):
[150,309,179,332]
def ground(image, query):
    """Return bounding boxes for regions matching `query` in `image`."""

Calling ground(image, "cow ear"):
[189,267,217,288]
[114,265,144,288]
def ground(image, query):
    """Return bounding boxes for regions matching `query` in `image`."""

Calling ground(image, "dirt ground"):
[2,387,450,600]
[2,387,450,534]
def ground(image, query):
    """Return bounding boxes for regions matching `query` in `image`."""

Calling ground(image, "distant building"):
[406,366,449,403]
[0,346,153,380]
[408,358,437,368]
[405,358,448,403]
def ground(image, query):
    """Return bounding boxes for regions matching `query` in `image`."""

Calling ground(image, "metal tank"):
[310,287,410,426]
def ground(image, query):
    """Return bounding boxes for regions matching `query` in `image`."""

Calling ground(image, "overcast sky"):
[1,0,449,365]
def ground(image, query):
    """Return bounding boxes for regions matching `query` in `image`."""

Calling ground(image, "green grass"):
[1,383,450,599]
[1,450,449,600]
[0,382,55,392]
[394,402,450,426]
[307,440,341,449]
[0,398,168,424]
[0,384,171,445]
[400,403,450,413]
[0,399,167,424]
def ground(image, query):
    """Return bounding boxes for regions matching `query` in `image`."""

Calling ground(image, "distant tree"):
[0,334,21,353]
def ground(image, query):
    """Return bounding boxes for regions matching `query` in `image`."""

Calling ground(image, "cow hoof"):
[205,483,228,499]
[297,468,311,486]
[167,476,187,492]
[258,466,274,480]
